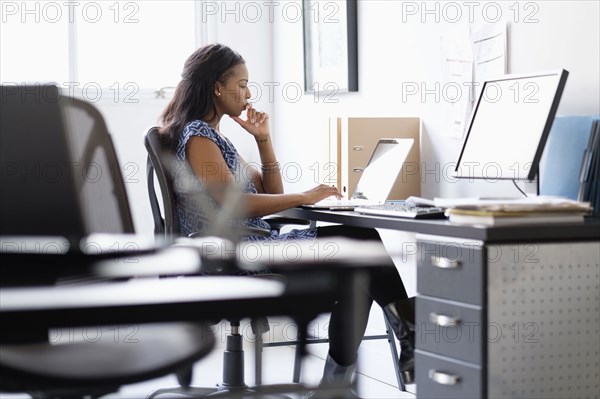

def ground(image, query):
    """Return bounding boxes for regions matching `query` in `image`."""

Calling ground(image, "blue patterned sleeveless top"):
[175,120,317,241]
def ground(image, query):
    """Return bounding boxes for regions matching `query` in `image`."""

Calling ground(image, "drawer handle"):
[430,256,461,269]
[429,369,461,385]
[352,146,365,151]
[352,168,364,173]
[429,312,461,327]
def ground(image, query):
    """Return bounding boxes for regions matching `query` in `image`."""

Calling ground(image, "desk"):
[0,242,386,397]
[0,244,387,341]
[280,208,600,398]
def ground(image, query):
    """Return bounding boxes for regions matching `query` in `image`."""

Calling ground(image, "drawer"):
[417,240,484,305]
[416,350,483,399]
[417,296,483,364]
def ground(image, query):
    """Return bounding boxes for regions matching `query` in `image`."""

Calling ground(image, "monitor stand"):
[522,178,540,197]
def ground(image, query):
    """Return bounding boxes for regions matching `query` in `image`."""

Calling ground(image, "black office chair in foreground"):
[144,126,410,393]
[0,84,375,399]
[0,86,216,399]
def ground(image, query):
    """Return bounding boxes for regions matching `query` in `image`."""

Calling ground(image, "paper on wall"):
[440,22,507,140]
[441,27,474,139]
[471,21,508,101]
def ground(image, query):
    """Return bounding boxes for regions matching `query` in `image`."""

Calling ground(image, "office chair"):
[145,126,307,239]
[0,88,216,399]
[145,126,410,393]
[145,126,304,398]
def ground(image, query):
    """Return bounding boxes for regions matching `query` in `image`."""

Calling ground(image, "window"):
[1,5,70,83]
[1,1,199,97]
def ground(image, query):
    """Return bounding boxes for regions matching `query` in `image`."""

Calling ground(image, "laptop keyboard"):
[356,201,447,219]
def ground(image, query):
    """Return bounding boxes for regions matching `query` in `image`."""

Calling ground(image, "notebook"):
[303,138,414,210]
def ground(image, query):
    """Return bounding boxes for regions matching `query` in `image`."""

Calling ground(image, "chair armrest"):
[186,216,309,239]
[263,216,311,232]
[188,226,272,239]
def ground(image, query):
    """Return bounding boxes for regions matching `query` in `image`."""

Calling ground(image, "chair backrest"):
[0,84,85,238]
[0,85,134,242]
[144,126,273,242]
[60,96,135,235]
[145,126,181,238]
[539,115,599,200]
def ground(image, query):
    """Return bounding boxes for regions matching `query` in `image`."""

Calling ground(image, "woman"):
[159,43,415,391]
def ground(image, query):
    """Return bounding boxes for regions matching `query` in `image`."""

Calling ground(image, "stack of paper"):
[434,197,592,226]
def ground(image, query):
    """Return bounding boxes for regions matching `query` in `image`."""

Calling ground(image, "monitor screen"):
[454,70,568,181]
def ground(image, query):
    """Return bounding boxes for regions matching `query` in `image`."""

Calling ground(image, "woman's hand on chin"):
[230,103,270,140]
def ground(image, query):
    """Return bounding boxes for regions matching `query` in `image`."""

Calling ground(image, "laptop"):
[0,84,164,256]
[303,138,414,210]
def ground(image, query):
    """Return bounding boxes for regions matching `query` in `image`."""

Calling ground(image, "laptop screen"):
[352,138,414,201]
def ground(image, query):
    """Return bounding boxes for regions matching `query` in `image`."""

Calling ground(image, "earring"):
[216,92,221,97]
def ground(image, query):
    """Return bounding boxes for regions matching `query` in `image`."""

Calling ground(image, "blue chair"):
[540,115,599,200]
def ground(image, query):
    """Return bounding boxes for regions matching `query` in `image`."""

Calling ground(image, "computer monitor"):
[454,70,569,184]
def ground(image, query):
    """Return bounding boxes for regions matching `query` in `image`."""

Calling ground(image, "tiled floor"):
[114,310,417,399]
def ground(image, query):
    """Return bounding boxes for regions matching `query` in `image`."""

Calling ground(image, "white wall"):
[97,11,274,235]
[271,0,600,199]
[101,0,599,235]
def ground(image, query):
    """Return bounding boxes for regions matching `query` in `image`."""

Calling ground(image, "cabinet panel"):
[486,241,600,398]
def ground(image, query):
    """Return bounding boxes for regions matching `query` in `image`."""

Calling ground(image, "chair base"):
[147,385,217,399]
[147,332,293,399]
[147,383,333,399]
[147,384,299,399]
[24,387,116,399]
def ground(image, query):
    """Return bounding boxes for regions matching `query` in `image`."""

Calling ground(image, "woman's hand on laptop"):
[302,184,342,204]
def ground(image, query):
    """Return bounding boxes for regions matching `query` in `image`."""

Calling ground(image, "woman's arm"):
[238,136,282,195]
[230,105,284,194]
[186,136,340,217]
[254,133,284,194]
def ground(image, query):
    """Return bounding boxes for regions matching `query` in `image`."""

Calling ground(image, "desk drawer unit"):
[416,237,600,398]
[416,236,486,398]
